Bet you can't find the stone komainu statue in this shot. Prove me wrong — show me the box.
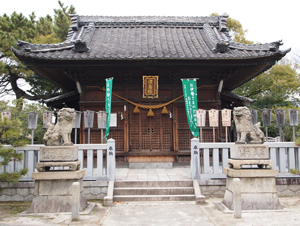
[43,108,76,146]
[233,106,265,144]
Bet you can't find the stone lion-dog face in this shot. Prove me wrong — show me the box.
[43,108,76,146]
[233,106,265,144]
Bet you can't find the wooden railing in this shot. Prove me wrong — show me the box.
[191,138,300,180]
[0,139,116,181]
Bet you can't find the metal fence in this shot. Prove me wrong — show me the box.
[191,138,300,180]
[0,139,115,181]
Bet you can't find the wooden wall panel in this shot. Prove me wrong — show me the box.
[84,90,105,101]
[128,156,174,163]
[198,89,216,101]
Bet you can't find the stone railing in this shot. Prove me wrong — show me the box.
[0,139,116,181]
[191,138,300,180]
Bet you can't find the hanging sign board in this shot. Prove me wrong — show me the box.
[73,111,81,129]
[196,109,206,127]
[110,113,117,127]
[97,111,107,129]
[221,109,232,127]
[1,110,11,121]
[276,109,285,127]
[262,109,271,127]
[209,109,219,127]
[42,111,53,128]
[143,75,159,99]
[28,112,38,129]
[289,109,298,126]
[84,110,94,128]
[250,109,258,125]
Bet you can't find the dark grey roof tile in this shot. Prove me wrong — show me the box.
[13,15,287,61]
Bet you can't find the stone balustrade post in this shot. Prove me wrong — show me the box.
[106,139,116,181]
[191,138,201,180]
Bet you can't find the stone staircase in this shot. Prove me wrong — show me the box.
[113,180,196,201]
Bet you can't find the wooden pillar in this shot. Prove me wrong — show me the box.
[124,84,129,154]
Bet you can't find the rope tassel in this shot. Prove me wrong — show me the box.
[161,106,169,114]
[147,109,154,117]
[133,106,140,114]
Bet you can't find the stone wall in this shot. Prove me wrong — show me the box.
[0,181,108,202]
[200,178,300,198]
[1,179,300,201]
[0,182,35,202]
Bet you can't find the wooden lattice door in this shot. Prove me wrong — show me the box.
[129,106,172,152]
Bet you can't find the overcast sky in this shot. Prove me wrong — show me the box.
[1,0,300,56]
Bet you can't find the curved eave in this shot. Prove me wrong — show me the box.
[224,48,291,91]
[12,46,290,62]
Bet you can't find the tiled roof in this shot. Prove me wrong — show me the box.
[12,15,289,61]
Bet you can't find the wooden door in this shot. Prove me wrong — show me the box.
[129,106,172,152]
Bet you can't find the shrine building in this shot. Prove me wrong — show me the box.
[12,15,290,163]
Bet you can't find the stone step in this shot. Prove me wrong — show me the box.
[113,194,196,202]
[114,180,193,188]
[114,187,194,196]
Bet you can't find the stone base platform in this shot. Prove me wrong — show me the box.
[228,159,273,169]
[29,169,87,213]
[222,168,283,210]
[36,160,81,172]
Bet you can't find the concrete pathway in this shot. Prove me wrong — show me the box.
[2,197,300,225]
[101,201,214,226]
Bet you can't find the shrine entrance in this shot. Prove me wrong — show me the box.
[129,105,173,152]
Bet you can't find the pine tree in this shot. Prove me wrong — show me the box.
[53,0,76,41]
[0,116,28,190]
[0,1,76,101]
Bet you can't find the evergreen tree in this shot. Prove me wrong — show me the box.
[0,113,28,188]
[0,1,75,101]
[53,0,76,41]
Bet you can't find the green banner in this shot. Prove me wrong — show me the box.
[181,79,199,137]
[104,77,113,139]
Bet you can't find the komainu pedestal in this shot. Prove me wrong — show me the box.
[222,145,282,210]
[222,168,282,210]
[30,170,87,213]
